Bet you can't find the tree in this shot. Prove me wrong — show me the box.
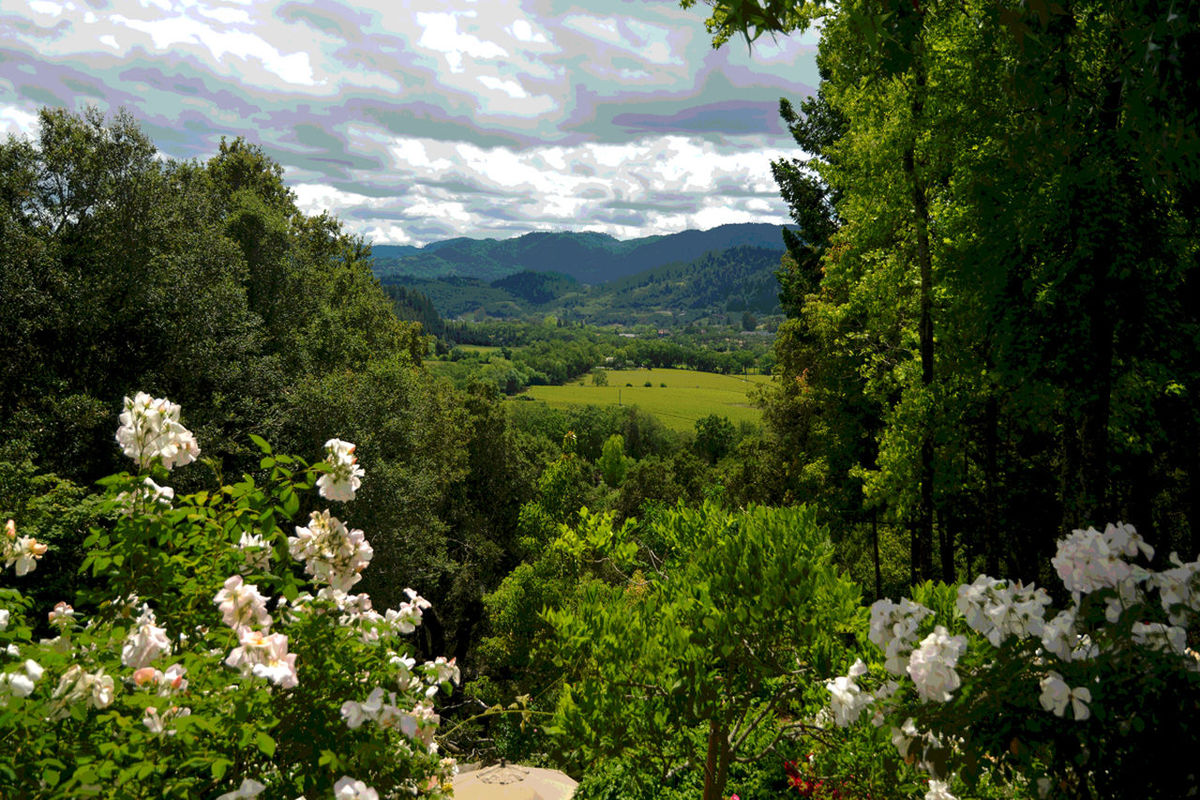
[547,503,862,800]
[597,434,631,487]
[685,0,1200,583]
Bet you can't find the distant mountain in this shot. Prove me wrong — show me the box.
[369,223,792,285]
[383,244,786,325]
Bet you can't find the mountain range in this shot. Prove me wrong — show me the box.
[371,223,793,326]
[370,223,792,285]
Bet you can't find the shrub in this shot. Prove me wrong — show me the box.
[0,393,458,798]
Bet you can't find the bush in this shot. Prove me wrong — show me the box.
[0,393,458,798]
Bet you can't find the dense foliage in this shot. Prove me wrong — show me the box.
[694,0,1200,592]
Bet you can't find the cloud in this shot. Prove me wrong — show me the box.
[0,0,816,243]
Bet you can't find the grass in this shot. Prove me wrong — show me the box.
[519,368,772,432]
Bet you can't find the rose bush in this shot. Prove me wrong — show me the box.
[0,394,458,798]
[820,522,1200,799]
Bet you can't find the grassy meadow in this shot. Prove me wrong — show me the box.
[519,368,771,431]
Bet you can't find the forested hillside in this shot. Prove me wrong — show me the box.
[370,222,791,284]
[377,245,785,325]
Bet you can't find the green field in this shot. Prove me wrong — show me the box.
[519,368,772,432]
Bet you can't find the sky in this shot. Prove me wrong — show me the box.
[0,0,819,246]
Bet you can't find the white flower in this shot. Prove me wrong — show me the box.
[143,704,190,736]
[289,510,372,592]
[1052,526,1131,597]
[225,630,298,689]
[907,626,967,703]
[237,532,272,574]
[958,575,1051,646]
[825,659,872,727]
[891,718,920,759]
[115,392,199,470]
[213,575,272,634]
[1132,622,1187,654]
[386,589,432,634]
[54,666,115,710]
[0,608,10,630]
[317,439,365,502]
[1150,552,1200,625]
[1040,606,1080,662]
[217,778,266,800]
[121,605,172,669]
[0,660,44,703]
[116,477,175,515]
[333,776,379,800]
[2,520,48,577]
[869,597,932,675]
[426,656,460,685]
[925,779,957,800]
[926,777,955,796]
[1038,671,1090,720]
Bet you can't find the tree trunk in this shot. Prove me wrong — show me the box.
[906,49,936,582]
[701,718,731,800]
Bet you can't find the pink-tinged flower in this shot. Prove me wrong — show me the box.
[317,439,365,502]
[121,606,171,669]
[2,522,48,576]
[225,630,297,689]
[115,392,199,470]
[143,704,190,736]
[48,602,74,628]
[213,575,272,633]
[907,626,967,703]
[132,664,188,695]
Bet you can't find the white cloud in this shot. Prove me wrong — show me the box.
[415,11,508,73]
[340,132,793,244]
[0,104,40,139]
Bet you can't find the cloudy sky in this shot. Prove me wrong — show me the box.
[0,0,818,245]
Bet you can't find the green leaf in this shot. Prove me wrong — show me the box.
[255,731,276,757]
[249,434,272,454]
[211,759,231,782]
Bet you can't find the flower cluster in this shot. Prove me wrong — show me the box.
[53,665,115,714]
[868,598,932,674]
[822,520,1200,800]
[0,659,44,705]
[289,510,373,592]
[906,627,967,703]
[2,519,47,577]
[115,392,200,470]
[213,575,297,689]
[318,438,365,502]
[121,604,172,669]
[0,392,458,798]
[955,575,1051,647]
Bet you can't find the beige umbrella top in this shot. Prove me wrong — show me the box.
[451,760,577,800]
